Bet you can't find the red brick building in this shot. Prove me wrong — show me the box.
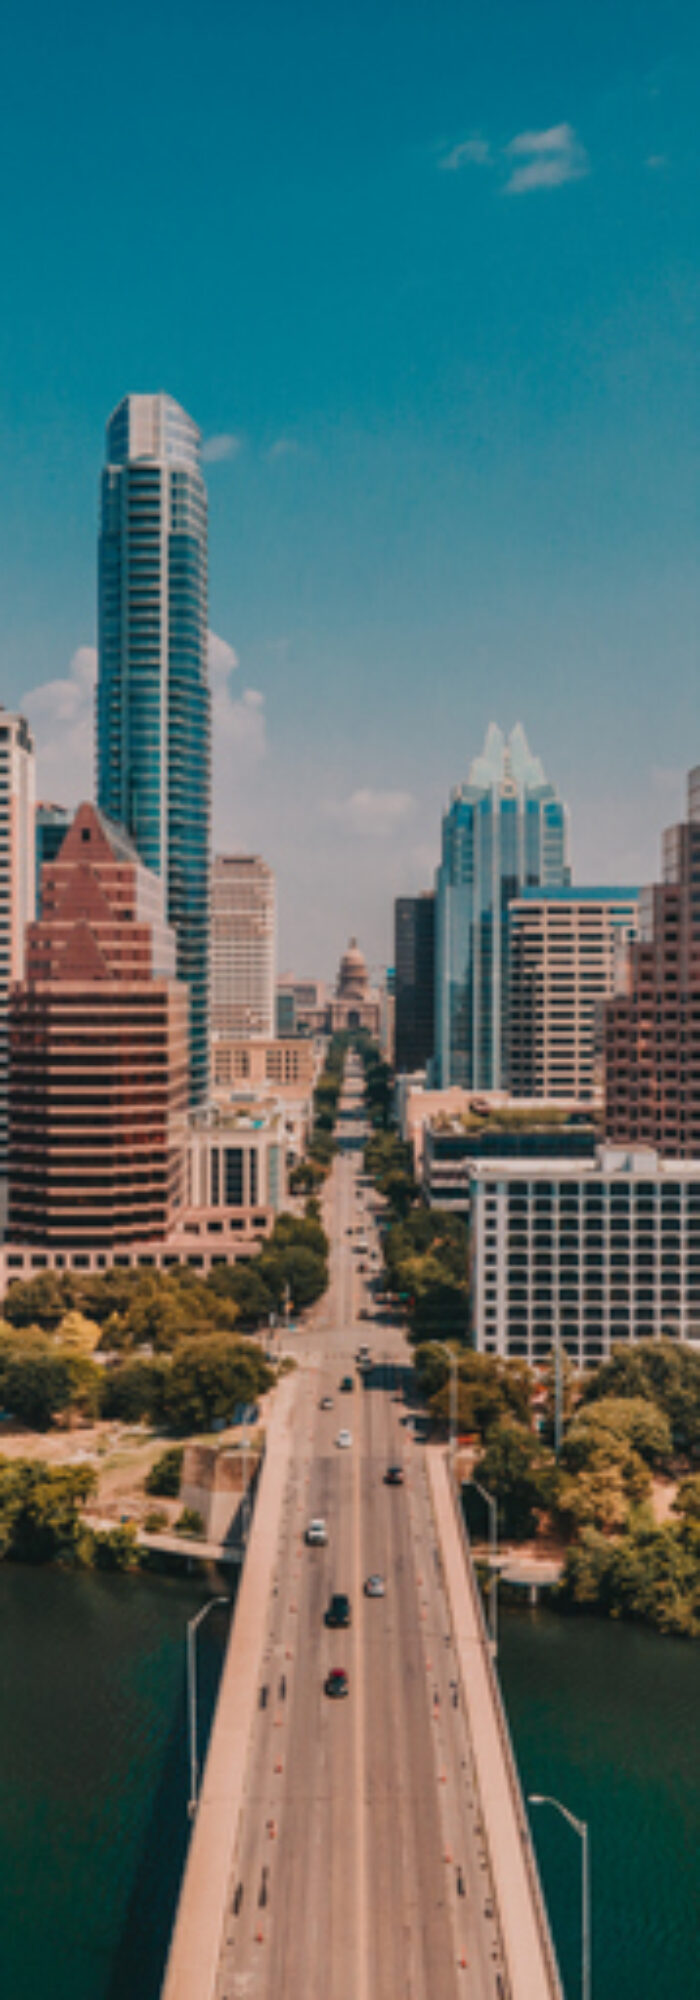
[605,769,700,1158]
[9,803,188,1246]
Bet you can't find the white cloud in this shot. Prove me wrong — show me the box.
[201,432,243,464]
[440,136,491,171]
[266,437,300,461]
[208,627,267,767]
[325,788,415,838]
[23,645,97,806]
[503,123,589,194]
[208,629,240,683]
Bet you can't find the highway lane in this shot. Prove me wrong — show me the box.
[216,1063,500,1999]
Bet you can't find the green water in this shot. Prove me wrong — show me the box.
[0,1573,697,1998]
[0,1567,229,2000]
[499,1608,700,2000]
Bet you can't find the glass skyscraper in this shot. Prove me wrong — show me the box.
[97,394,211,1104]
[435,723,569,1089]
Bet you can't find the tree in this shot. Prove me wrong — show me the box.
[569,1396,673,1470]
[581,1340,700,1460]
[475,1423,556,1540]
[162,1338,272,1435]
[0,1460,96,1565]
[145,1446,184,1498]
[672,1473,700,1524]
[100,1357,169,1424]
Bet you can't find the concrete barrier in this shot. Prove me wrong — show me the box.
[160,1371,298,2000]
[428,1448,563,2000]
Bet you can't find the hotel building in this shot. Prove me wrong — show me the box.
[0,710,35,1179]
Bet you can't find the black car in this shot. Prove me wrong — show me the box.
[340,1375,354,1393]
[325,1592,351,1628]
[325,1668,349,1698]
[385,1464,404,1486]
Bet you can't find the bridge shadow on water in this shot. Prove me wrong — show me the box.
[105,1605,230,2000]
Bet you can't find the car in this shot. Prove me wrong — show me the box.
[325,1592,351,1628]
[358,1307,369,1321]
[385,1464,404,1486]
[325,1667,349,1698]
[364,1574,385,1598]
[306,1518,328,1545]
[336,1428,352,1449]
[356,1343,371,1361]
[319,1395,334,1411]
[340,1375,354,1393]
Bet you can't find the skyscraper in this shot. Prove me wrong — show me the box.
[211,855,276,1039]
[9,803,188,1248]
[435,724,569,1088]
[0,709,35,1177]
[605,767,700,1158]
[97,393,210,1104]
[394,893,435,1073]
[508,886,639,1101]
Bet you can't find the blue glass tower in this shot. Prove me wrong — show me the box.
[97,395,210,1104]
[435,724,569,1088]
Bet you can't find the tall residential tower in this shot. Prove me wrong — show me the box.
[211,855,276,1039]
[435,724,569,1089]
[97,393,211,1103]
[0,709,35,1178]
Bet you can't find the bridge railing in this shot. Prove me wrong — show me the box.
[445,1455,564,2000]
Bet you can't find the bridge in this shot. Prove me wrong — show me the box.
[161,1060,562,2000]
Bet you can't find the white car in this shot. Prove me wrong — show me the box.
[306,1518,328,1546]
[364,1574,385,1598]
[336,1429,352,1449]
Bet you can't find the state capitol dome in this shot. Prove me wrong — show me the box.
[337,937,369,999]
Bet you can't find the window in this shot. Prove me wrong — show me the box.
[225,1147,244,1206]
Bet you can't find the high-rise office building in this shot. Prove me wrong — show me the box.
[508,887,639,1101]
[394,893,435,1073]
[211,855,276,1039]
[435,723,568,1089]
[605,768,700,1157]
[97,393,210,1104]
[0,709,35,1177]
[9,803,188,1247]
[36,801,71,914]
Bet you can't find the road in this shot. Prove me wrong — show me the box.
[215,1059,506,2000]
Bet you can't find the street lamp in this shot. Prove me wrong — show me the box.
[465,1476,498,1657]
[187,1596,229,1817]
[528,1793,590,2000]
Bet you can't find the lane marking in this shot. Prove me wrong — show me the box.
[351,1165,370,2000]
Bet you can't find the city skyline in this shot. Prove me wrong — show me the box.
[0,0,696,974]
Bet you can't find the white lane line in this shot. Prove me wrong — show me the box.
[351,1178,370,2000]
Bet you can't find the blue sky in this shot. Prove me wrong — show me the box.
[1,0,698,974]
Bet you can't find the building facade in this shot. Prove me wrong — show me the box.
[328,939,381,1037]
[0,710,35,1179]
[423,1113,596,1212]
[508,887,639,1101]
[394,893,435,1074]
[435,724,568,1091]
[97,393,211,1103]
[472,1148,700,1368]
[211,855,276,1039]
[9,804,188,1247]
[605,769,700,1158]
[36,802,71,915]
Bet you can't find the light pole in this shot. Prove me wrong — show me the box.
[466,1476,498,1657]
[528,1793,590,2000]
[187,1596,229,1818]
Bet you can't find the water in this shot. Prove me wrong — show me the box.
[0,1567,229,2000]
[499,1607,700,2000]
[0,1572,697,1999]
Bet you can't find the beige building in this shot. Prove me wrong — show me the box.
[212,1036,321,1093]
[508,888,639,1102]
[0,709,35,1178]
[212,855,276,1038]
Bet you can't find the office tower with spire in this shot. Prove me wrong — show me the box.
[435,723,569,1088]
[97,393,210,1103]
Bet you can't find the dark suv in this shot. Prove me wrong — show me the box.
[325,1592,351,1628]
[385,1464,404,1486]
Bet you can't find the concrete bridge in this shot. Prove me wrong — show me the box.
[161,1063,563,2000]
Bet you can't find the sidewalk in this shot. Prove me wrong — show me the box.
[427,1448,563,2000]
[160,1370,298,2000]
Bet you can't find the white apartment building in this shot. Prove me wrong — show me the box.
[508,887,639,1101]
[471,1148,700,1369]
[0,710,35,1179]
[211,855,276,1038]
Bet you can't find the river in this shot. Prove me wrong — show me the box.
[0,1570,696,1999]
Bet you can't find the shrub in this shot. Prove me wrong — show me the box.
[145,1445,184,1498]
[175,1507,204,1537]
